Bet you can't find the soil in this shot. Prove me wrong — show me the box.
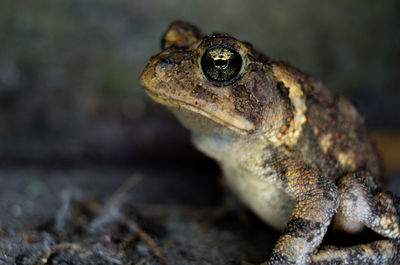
[0,163,399,265]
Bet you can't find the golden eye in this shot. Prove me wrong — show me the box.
[200,44,243,83]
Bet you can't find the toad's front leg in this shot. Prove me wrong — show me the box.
[311,171,400,265]
[264,161,338,265]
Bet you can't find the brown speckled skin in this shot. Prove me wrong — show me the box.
[139,21,400,264]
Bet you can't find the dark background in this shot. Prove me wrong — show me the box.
[0,1,399,264]
[1,0,399,165]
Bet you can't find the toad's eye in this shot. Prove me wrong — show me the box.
[200,44,243,83]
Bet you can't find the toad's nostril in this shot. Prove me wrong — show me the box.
[160,57,171,68]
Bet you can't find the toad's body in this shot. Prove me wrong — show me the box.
[140,21,400,264]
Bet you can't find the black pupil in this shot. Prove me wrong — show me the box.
[201,45,242,83]
[214,58,228,69]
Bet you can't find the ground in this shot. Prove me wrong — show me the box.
[0,163,399,265]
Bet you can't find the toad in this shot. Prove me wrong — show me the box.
[139,21,400,264]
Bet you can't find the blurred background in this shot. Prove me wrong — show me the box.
[0,0,399,263]
[0,0,399,167]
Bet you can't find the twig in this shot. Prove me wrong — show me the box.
[122,216,167,265]
[91,173,142,229]
[106,173,143,208]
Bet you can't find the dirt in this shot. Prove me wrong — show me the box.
[0,165,277,265]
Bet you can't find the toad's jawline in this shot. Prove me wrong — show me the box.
[144,88,254,134]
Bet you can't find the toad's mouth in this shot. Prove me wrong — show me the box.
[143,88,254,135]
